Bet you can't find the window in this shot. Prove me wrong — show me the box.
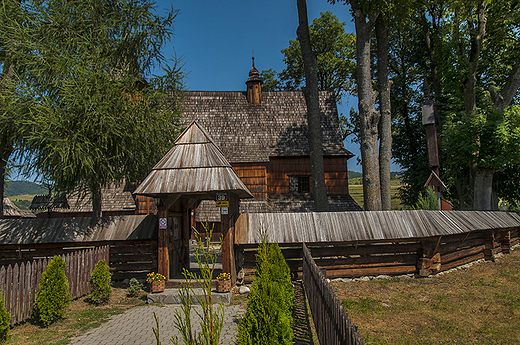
[289,176,310,193]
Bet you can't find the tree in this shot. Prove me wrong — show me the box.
[259,10,356,140]
[0,0,31,219]
[9,0,185,217]
[349,1,382,210]
[423,0,520,210]
[296,0,329,212]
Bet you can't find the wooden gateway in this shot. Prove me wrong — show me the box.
[133,121,253,283]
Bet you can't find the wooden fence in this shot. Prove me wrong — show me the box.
[0,246,109,325]
[240,227,520,282]
[303,243,364,345]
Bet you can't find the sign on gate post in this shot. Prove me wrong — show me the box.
[159,217,167,229]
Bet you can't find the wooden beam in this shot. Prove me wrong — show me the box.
[157,208,169,279]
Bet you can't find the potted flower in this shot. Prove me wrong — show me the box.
[216,272,231,293]
[147,272,166,293]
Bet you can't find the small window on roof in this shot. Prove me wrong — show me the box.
[289,176,310,193]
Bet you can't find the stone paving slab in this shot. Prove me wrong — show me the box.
[70,304,245,345]
[147,288,233,305]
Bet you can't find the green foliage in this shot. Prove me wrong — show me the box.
[33,256,71,327]
[88,260,112,305]
[170,222,224,345]
[127,278,143,298]
[237,234,294,345]
[0,292,10,344]
[3,0,185,214]
[413,188,439,211]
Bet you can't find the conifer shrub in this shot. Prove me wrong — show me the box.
[237,238,294,345]
[0,292,10,343]
[33,256,71,327]
[127,278,143,298]
[88,259,112,305]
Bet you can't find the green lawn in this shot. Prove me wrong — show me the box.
[349,178,403,210]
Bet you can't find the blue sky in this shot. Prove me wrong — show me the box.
[157,0,374,172]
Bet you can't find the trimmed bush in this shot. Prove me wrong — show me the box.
[237,240,294,345]
[33,256,71,326]
[88,259,112,305]
[0,292,10,343]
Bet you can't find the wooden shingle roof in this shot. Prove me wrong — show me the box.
[30,182,136,213]
[2,198,36,218]
[0,214,157,244]
[235,210,520,244]
[181,91,353,163]
[134,121,253,199]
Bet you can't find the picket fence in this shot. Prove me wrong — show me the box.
[0,245,109,325]
[303,243,364,345]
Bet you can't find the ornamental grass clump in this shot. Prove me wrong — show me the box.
[33,256,71,327]
[168,222,225,345]
[0,292,10,343]
[237,231,294,345]
[88,259,112,305]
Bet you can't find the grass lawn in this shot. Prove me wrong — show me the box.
[6,288,147,345]
[331,248,520,344]
[349,181,403,210]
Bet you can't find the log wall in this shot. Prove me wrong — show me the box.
[238,227,519,283]
[267,157,349,195]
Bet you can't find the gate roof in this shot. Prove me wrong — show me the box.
[134,121,253,199]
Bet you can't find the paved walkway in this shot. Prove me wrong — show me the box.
[70,304,246,345]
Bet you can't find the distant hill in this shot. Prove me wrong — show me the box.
[4,181,46,197]
[348,171,362,179]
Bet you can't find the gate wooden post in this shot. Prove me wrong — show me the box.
[221,193,239,285]
[158,208,169,279]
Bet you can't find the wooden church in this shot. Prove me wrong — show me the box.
[181,59,361,235]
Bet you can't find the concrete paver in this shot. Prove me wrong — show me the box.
[70,304,245,345]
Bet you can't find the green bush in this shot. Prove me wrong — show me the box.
[33,256,71,327]
[237,240,294,345]
[88,259,112,305]
[0,292,10,343]
[127,278,143,298]
[413,188,439,210]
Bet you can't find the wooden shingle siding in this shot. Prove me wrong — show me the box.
[181,91,353,163]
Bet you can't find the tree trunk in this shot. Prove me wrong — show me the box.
[91,185,103,219]
[376,15,392,211]
[472,168,495,211]
[351,3,381,211]
[296,0,329,212]
[0,149,11,219]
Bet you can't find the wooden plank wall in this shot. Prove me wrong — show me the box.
[233,165,267,200]
[109,240,157,281]
[0,240,159,282]
[267,157,349,195]
[239,227,519,283]
[0,246,109,326]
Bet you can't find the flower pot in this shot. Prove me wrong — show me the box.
[216,280,231,293]
[150,280,165,293]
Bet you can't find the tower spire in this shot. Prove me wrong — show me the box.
[245,56,262,105]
